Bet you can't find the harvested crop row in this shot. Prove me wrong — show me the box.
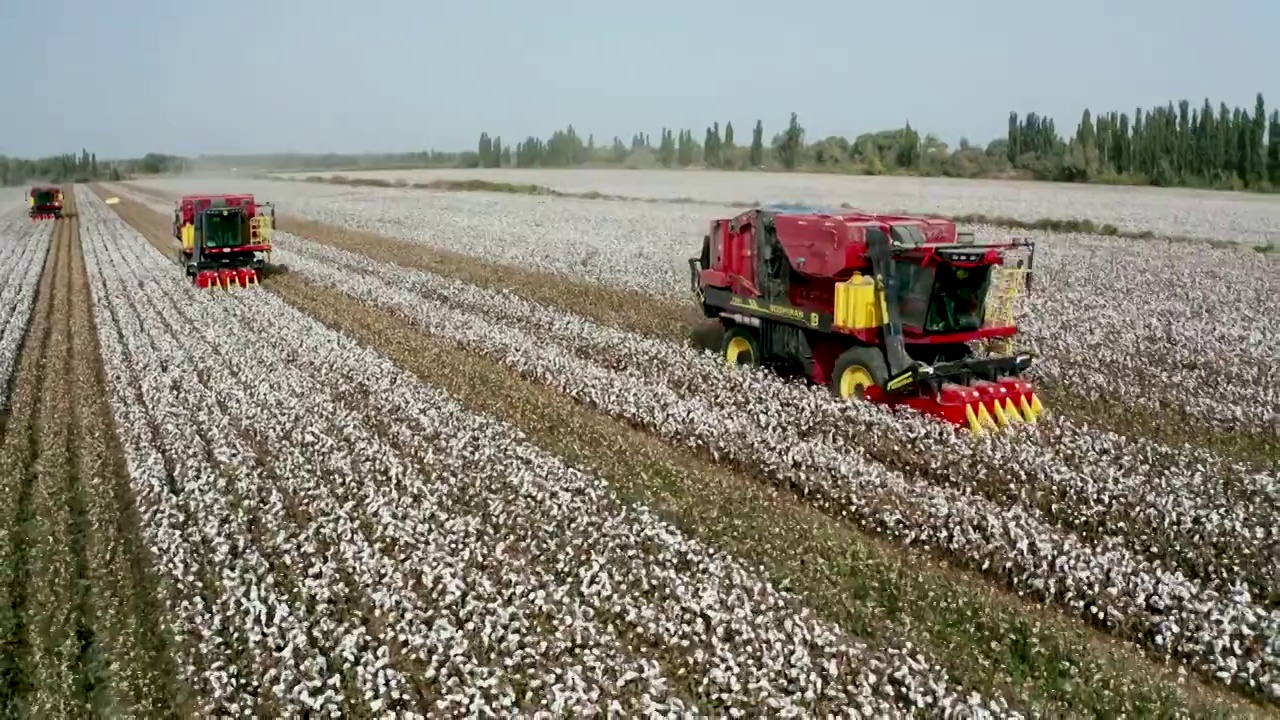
[0,212,61,715]
[118,180,1279,447]
[270,232,1278,700]
[0,197,155,716]
[25,204,80,715]
[64,208,181,716]
[80,187,1002,715]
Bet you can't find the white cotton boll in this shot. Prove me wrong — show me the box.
[250,200,1275,696]
[0,217,53,392]
[86,179,1278,708]
[132,172,1280,273]
[77,184,989,715]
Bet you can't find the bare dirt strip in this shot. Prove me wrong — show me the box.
[117,182,1275,464]
[0,190,183,716]
[97,185,1265,717]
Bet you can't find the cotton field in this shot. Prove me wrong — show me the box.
[0,174,1275,717]
[0,187,30,217]
[262,168,1280,245]
[126,177,1280,437]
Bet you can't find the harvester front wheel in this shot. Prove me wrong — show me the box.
[831,346,888,400]
[721,326,761,366]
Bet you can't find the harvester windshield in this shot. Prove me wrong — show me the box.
[891,261,994,334]
[894,262,935,328]
[32,189,56,205]
[926,264,991,332]
[202,211,247,249]
[889,224,927,247]
[871,224,997,334]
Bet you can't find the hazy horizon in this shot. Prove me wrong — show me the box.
[2,0,1276,159]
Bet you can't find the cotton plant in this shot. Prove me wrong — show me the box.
[101,182,1279,699]
[0,216,53,396]
[123,177,1279,434]
[75,187,1013,717]
[276,231,1278,700]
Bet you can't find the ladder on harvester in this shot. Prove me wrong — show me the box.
[982,248,1033,356]
[250,214,274,263]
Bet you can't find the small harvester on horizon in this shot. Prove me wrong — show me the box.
[689,204,1043,433]
[171,194,276,290]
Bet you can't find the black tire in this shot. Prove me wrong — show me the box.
[688,319,726,353]
[830,345,889,399]
[720,326,761,366]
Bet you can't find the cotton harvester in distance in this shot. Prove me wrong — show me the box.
[172,194,275,289]
[689,206,1044,433]
[28,185,63,220]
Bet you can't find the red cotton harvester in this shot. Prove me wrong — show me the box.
[172,194,276,290]
[28,185,63,221]
[690,204,1045,433]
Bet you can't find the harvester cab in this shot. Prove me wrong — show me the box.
[174,194,275,290]
[27,186,63,221]
[690,207,1044,434]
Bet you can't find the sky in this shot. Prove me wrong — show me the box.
[0,0,1276,159]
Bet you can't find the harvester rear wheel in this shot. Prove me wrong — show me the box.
[721,326,761,366]
[831,346,888,400]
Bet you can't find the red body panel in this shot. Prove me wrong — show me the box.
[177,194,257,226]
[700,208,1000,343]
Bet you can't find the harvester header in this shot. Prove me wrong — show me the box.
[27,185,63,221]
[690,206,1043,433]
[172,194,275,290]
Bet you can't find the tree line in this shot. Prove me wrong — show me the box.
[1010,94,1279,190]
[469,92,1278,192]
[10,91,1274,193]
[0,150,230,186]
[0,149,123,186]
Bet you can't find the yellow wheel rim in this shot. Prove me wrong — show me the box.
[725,336,753,365]
[839,365,874,399]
